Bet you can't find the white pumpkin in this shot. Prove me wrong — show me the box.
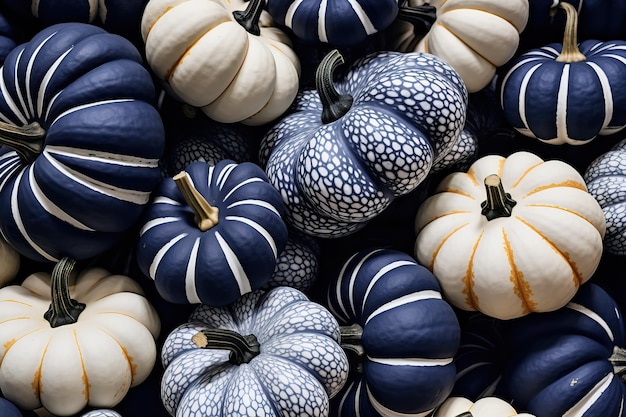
[0,258,161,416]
[0,236,19,287]
[389,0,529,92]
[141,0,301,125]
[414,151,606,320]
[435,396,536,417]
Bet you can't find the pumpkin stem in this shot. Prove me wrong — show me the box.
[44,257,86,328]
[339,323,365,374]
[397,3,438,38]
[174,170,219,231]
[316,49,354,124]
[555,2,586,63]
[610,345,626,383]
[0,120,45,164]
[192,328,260,365]
[232,0,264,36]
[480,174,517,221]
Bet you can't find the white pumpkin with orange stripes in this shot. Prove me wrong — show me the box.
[414,151,606,320]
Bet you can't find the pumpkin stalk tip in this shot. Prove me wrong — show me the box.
[232,0,263,36]
[193,328,260,365]
[555,2,586,63]
[0,120,45,164]
[610,345,626,383]
[480,174,517,221]
[44,257,86,328]
[173,171,219,231]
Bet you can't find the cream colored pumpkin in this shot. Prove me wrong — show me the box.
[0,259,161,416]
[141,0,301,125]
[414,151,606,320]
[0,236,19,287]
[390,0,529,93]
[434,396,536,417]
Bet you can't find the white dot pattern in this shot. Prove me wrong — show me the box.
[81,410,122,417]
[160,287,348,416]
[260,51,467,238]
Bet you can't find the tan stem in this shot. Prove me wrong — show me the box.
[556,2,586,63]
[173,171,219,231]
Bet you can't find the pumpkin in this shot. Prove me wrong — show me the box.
[0,397,23,417]
[499,282,626,417]
[584,138,626,256]
[141,0,301,126]
[498,2,626,145]
[265,0,401,48]
[259,49,467,238]
[0,257,161,416]
[81,411,122,417]
[160,286,349,416]
[326,248,460,417]
[136,159,289,306]
[0,235,20,287]
[387,0,529,93]
[267,227,320,292]
[414,151,606,320]
[0,22,165,263]
[434,396,535,417]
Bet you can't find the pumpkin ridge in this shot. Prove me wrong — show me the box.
[72,328,90,403]
[521,180,587,198]
[433,21,494,66]
[92,325,137,380]
[431,222,469,270]
[461,230,481,310]
[246,359,284,416]
[509,161,543,189]
[31,337,51,400]
[501,227,535,315]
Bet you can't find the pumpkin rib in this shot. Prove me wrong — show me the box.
[72,329,90,403]
[461,230,481,310]
[500,226,535,315]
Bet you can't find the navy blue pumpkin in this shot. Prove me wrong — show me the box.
[136,160,288,306]
[0,397,22,417]
[259,50,467,238]
[500,282,626,417]
[265,0,400,48]
[326,248,461,417]
[0,22,164,263]
[499,2,626,145]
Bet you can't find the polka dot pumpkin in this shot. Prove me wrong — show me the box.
[259,50,468,238]
[160,286,349,417]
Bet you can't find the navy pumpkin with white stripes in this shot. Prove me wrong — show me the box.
[136,159,288,306]
[500,282,626,417]
[499,2,626,145]
[326,248,460,417]
[0,22,164,263]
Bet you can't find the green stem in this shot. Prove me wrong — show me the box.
[340,323,365,374]
[44,257,86,328]
[0,120,45,164]
[480,174,517,221]
[192,328,261,365]
[316,49,353,124]
[232,0,264,36]
[397,3,438,38]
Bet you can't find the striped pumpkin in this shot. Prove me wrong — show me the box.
[136,159,288,306]
[500,282,626,417]
[498,2,626,145]
[326,248,460,417]
[0,22,164,263]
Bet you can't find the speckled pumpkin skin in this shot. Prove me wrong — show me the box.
[160,286,349,417]
[259,51,467,238]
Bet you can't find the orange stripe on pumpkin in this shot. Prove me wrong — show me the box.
[501,227,536,315]
[522,179,587,198]
[31,338,51,399]
[462,231,482,310]
[74,329,90,402]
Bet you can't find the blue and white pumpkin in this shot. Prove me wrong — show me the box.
[500,282,626,417]
[259,49,467,238]
[0,22,164,263]
[265,0,401,48]
[584,138,626,256]
[498,2,626,145]
[81,410,122,417]
[326,248,461,417]
[160,286,349,417]
[267,227,320,293]
[136,159,289,306]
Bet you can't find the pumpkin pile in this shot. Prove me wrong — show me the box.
[2,1,626,417]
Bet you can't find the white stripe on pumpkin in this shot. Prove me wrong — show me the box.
[0,153,21,191]
[36,48,73,119]
[566,302,615,342]
[224,215,279,258]
[365,290,442,325]
[556,64,570,142]
[563,373,616,417]
[318,0,329,42]
[215,231,252,295]
[586,61,613,130]
[330,251,361,323]
[15,39,33,120]
[45,145,160,168]
[348,249,383,319]
[149,232,187,280]
[139,216,180,236]
[0,50,28,125]
[361,260,417,313]
[185,237,201,304]
[347,0,377,34]
[226,199,281,218]
[367,385,433,417]
[516,62,542,136]
[152,196,182,206]
[49,98,135,126]
[215,163,237,190]
[222,177,265,202]
[367,356,453,367]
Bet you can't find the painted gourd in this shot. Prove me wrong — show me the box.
[414,151,606,320]
[0,257,161,416]
[265,0,400,48]
[498,2,626,145]
[0,236,20,287]
[141,0,301,126]
[500,282,626,417]
[0,22,165,263]
[136,159,289,306]
[160,286,349,417]
[326,248,461,417]
[434,396,535,417]
[584,138,626,256]
[259,49,467,238]
[388,0,529,93]
[267,227,320,293]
